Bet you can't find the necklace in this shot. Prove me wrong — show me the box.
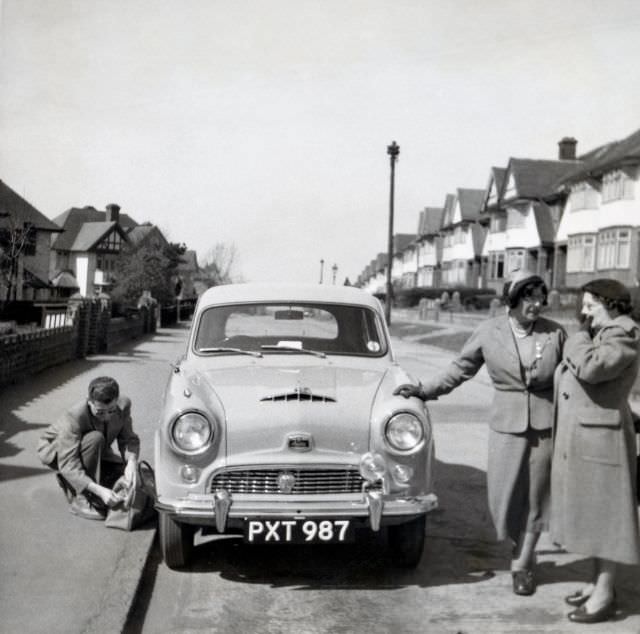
[509,317,534,339]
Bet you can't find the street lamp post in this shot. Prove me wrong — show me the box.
[385,140,400,324]
[332,263,338,284]
[319,259,325,284]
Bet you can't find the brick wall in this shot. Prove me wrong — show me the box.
[0,326,76,386]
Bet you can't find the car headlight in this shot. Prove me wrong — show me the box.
[170,411,213,454]
[384,412,424,451]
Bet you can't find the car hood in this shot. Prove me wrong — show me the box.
[199,364,386,459]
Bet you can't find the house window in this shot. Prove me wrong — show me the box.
[570,183,599,211]
[597,228,631,269]
[490,213,507,233]
[489,252,505,280]
[507,208,526,229]
[507,249,525,273]
[567,234,596,272]
[602,171,634,203]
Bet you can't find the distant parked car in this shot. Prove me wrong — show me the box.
[155,283,438,569]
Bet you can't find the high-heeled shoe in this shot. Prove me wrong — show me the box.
[512,569,535,596]
[565,590,590,607]
[568,597,617,624]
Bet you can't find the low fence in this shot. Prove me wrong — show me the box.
[0,326,76,386]
[0,297,172,389]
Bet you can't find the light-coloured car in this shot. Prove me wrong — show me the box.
[155,283,438,568]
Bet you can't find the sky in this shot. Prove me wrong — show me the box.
[1,0,640,285]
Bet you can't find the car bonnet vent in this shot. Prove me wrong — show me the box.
[260,387,336,403]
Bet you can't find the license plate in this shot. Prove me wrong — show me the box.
[244,519,353,544]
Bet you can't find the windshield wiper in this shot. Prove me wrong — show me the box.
[197,347,263,358]
[260,345,326,358]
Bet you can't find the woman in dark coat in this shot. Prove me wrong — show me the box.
[551,279,640,624]
[395,269,566,596]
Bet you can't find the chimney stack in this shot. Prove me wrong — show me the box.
[558,137,577,160]
[106,203,121,223]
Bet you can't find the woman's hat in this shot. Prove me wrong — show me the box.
[503,268,545,303]
[582,278,630,302]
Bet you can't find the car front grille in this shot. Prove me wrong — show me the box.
[210,467,365,495]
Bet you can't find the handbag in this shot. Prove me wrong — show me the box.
[105,460,157,531]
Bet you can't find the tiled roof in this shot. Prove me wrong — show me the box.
[442,193,457,227]
[556,127,640,185]
[505,158,581,199]
[70,222,117,251]
[126,224,154,246]
[481,167,508,216]
[51,270,80,289]
[0,180,61,232]
[177,249,199,272]
[418,207,444,236]
[52,206,138,251]
[532,202,556,244]
[470,223,486,255]
[393,233,415,253]
[457,188,485,221]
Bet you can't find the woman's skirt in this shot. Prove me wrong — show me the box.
[487,427,552,543]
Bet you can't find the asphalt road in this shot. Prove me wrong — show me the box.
[128,333,640,634]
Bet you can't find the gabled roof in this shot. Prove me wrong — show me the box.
[393,233,415,254]
[470,223,486,255]
[532,202,556,244]
[503,158,581,200]
[418,207,444,237]
[51,270,80,289]
[70,222,128,252]
[556,127,640,185]
[481,167,508,215]
[0,180,61,232]
[126,223,167,248]
[177,249,199,273]
[52,206,138,251]
[457,188,485,221]
[442,193,457,227]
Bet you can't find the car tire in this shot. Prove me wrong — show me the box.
[387,515,426,568]
[159,511,194,569]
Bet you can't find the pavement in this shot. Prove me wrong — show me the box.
[0,324,190,634]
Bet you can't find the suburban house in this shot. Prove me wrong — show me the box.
[554,127,640,289]
[176,249,200,298]
[392,234,417,289]
[478,167,508,293]
[126,222,169,252]
[0,179,62,301]
[440,189,486,288]
[416,206,444,288]
[50,203,136,296]
[479,138,581,291]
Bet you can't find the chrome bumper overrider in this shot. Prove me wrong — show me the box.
[156,486,438,532]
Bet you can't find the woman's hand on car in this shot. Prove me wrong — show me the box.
[393,383,425,400]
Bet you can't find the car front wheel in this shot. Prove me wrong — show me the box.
[387,515,426,568]
[159,512,194,569]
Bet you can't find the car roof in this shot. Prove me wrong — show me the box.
[197,283,383,310]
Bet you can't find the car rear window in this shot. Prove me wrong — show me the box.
[193,302,386,356]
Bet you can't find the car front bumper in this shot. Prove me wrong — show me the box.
[156,488,439,532]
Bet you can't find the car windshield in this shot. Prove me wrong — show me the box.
[193,302,387,357]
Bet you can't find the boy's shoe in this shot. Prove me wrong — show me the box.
[69,494,106,521]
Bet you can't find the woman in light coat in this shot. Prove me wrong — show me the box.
[395,270,566,596]
[551,279,640,624]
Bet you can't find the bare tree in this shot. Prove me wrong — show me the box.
[0,211,36,303]
[200,242,242,286]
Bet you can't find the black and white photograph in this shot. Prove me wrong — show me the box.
[1,1,640,632]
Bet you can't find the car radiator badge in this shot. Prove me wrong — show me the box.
[277,472,296,494]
